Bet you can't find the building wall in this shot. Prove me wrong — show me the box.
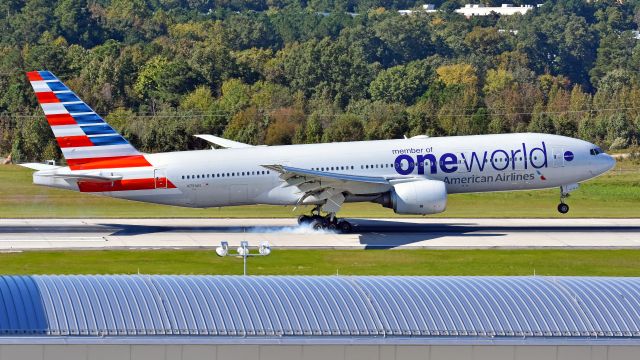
[0,344,637,360]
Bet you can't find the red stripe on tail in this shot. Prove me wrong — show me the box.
[57,135,93,148]
[46,114,76,126]
[26,71,43,81]
[36,92,60,104]
[67,155,152,170]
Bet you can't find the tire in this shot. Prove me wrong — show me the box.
[337,221,352,234]
[311,219,325,231]
[557,203,569,214]
[298,215,312,225]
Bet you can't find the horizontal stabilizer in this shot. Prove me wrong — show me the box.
[19,163,61,171]
[38,173,123,183]
[195,134,254,149]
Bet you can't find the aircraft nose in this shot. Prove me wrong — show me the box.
[598,153,616,174]
[605,153,616,171]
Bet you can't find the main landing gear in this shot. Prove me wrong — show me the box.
[298,208,353,233]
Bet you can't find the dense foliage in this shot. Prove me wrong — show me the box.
[2,0,640,162]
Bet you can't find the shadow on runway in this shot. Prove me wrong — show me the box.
[3,220,640,249]
[346,219,640,249]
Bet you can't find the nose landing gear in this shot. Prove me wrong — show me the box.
[557,183,578,214]
[557,202,569,214]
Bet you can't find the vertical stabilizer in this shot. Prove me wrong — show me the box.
[26,71,151,170]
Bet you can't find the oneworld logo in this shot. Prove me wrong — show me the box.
[394,142,549,175]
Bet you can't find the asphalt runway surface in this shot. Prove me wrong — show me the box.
[1,218,639,250]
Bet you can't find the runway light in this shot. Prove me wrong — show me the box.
[259,241,271,256]
[217,241,271,275]
[216,241,228,257]
[237,241,249,256]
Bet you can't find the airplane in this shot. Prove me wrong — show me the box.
[21,71,616,233]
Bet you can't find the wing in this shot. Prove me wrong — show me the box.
[195,134,255,149]
[262,164,395,214]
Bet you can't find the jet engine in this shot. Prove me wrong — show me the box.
[376,180,447,215]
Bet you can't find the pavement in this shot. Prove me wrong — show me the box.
[1,218,640,250]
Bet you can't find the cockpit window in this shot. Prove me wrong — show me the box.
[590,147,603,156]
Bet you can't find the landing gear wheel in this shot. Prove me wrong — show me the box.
[311,219,325,231]
[337,220,353,233]
[298,215,312,225]
[557,203,569,214]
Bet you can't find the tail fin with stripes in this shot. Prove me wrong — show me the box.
[26,71,151,170]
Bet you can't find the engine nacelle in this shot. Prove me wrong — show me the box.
[377,180,447,215]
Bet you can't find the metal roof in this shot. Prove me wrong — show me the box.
[0,275,639,339]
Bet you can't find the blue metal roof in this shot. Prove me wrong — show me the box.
[0,276,639,338]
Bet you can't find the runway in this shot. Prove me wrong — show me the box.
[1,218,640,250]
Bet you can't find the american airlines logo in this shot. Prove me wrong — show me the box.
[393,142,549,175]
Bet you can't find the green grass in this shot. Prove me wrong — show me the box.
[0,249,639,276]
[1,161,639,218]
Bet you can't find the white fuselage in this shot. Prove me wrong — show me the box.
[34,133,616,210]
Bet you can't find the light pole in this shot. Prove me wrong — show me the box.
[216,241,271,275]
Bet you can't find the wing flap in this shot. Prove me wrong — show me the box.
[262,164,390,185]
[262,164,394,214]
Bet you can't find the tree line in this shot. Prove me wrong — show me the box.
[2,0,640,162]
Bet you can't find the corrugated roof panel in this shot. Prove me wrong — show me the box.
[0,275,632,339]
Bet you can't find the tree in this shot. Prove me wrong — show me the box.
[180,86,215,112]
[223,106,267,145]
[436,63,478,88]
[590,31,636,86]
[483,69,515,95]
[517,13,597,88]
[304,113,325,144]
[347,100,408,140]
[369,60,433,104]
[372,13,436,65]
[264,107,304,145]
[134,56,202,108]
[464,27,508,58]
[323,114,364,142]
[224,13,282,50]
[54,0,104,47]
